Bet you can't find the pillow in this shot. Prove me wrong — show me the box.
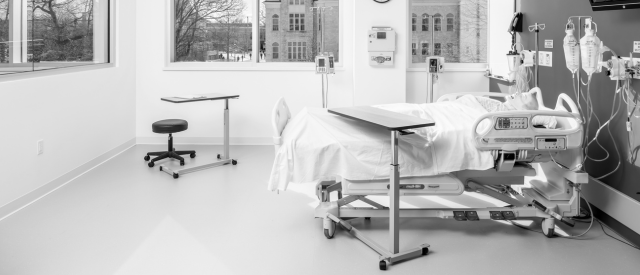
[532,114,558,129]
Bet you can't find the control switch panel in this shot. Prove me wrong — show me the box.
[536,137,566,150]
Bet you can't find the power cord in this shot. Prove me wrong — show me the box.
[597,220,640,251]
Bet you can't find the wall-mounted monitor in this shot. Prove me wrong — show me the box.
[590,0,640,11]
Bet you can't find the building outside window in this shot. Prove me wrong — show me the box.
[412,42,417,55]
[422,13,429,31]
[263,0,340,63]
[0,0,110,75]
[272,42,279,59]
[410,0,487,64]
[272,14,279,31]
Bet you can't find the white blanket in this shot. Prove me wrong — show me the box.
[268,95,496,192]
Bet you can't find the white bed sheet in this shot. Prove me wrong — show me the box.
[268,95,496,192]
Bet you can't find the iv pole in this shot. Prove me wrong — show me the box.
[528,22,545,87]
[310,5,332,108]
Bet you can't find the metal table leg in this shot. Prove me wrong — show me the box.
[390,130,400,254]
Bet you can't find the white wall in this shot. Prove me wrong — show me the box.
[353,0,408,106]
[0,0,137,208]
[135,0,354,143]
[406,71,489,103]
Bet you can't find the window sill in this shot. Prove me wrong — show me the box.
[164,62,345,72]
[0,63,114,82]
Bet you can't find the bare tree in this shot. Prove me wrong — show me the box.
[459,0,488,63]
[174,0,245,61]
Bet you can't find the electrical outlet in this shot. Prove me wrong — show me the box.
[37,140,44,155]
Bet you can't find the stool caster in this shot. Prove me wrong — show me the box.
[180,160,185,166]
[148,162,154,168]
[173,173,179,179]
[232,160,238,165]
[217,154,221,160]
[190,153,196,158]
[144,155,150,161]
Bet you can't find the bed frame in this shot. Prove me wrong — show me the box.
[271,92,588,270]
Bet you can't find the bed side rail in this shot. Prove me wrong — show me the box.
[472,110,583,152]
[437,92,510,103]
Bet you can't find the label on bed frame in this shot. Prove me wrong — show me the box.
[490,138,534,144]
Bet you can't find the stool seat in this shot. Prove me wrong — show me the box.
[153,119,188,134]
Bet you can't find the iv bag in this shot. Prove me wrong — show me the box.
[563,23,579,74]
[580,28,601,75]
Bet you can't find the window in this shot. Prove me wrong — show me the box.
[412,43,417,56]
[261,0,340,63]
[410,0,488,64]
[288,41,306,61]
[272,42,279,59]
[272,14,279,31]
[433,14,442,32]
[0,0,110,76]
[446,14,454,32]
[289,14,305,31]
[411,13,417,31]
[421,42,429,56]
[422,14,429,31]
[170,0,340,65]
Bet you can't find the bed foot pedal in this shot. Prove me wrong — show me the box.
[490,211,505,220]
[465,211,480,221]
[454,211,467,221]
[501,211,517,220]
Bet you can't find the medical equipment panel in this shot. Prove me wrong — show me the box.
[427,57,445,73]
[368,27,395,67]
[536,137,566,150]
[495,117,528,130]
[315,53,335,74]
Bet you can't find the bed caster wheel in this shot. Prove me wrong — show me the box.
[217,154,221,160]
[422,247,429,255]
[323,218,336,239]
[232,160,238,165]
[173,173,179,179]
[379,260,389,270]
[542,218,555,238]
[148,162,154,168]
[144,155,150,161]
[190,153,196,158]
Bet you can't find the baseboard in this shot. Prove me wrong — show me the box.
[136,137,272,146]
[582,177,640,237]
[0,138,136,221]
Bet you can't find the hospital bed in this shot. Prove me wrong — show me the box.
[271,91,587,270]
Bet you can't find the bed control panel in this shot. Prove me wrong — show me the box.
[536,137,566,150]
[495,117,528,130]
[386,184,425,190]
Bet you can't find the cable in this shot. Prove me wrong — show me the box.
[597,220,640,250]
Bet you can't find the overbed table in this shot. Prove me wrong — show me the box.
[159,93,239,178]
[328,106,436,267]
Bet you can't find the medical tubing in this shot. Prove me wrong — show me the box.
[583,76,611,163]
[594,82,623,180]
[555,193,594,239]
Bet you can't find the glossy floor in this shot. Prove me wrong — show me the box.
[1,145,639,275]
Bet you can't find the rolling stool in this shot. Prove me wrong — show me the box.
[144,119,196,168]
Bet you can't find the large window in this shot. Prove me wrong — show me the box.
[411,13,416,31]
[0,0,110,76]
[272,14,279,31]
[289,13,304,31]
[410,0,487,64]
[422,13,429,31]
[412,42,417,56]
[171,0,340,64]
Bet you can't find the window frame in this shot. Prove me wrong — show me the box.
[272,14,279,31]
[407,0,488,72]
[0,0,114,79]
[165,0,344,71]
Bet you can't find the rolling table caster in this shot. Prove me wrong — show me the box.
[379,260,389,271]
[148,162,155,168]
[173,173,179,179]
[144,155,150,161]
